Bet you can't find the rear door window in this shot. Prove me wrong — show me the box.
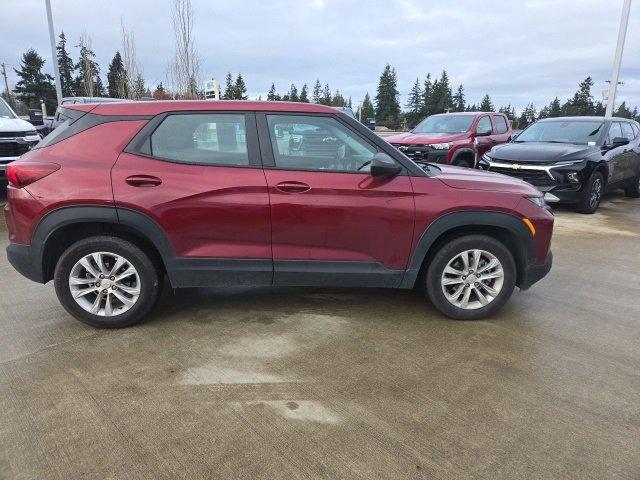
[493,115,509,134]
[150,113,249,166]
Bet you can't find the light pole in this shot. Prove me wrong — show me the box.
[605,0,632,117]
[45,0,63,106]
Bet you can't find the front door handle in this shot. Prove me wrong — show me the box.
[275,181,311,193]
[125,175,162,187]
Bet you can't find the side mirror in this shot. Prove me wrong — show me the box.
[611,137,630,148]
[370,152,402,177]
[475,129,492,137]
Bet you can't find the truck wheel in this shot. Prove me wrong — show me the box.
[54,236,162,328]
[452,156,474,168]
[623,175,640,198]
[425,235,516,320]
[575,171,604,214]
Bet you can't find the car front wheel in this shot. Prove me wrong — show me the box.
[54,236,162,328]
[575,171,604,214]
[425,235,516,320]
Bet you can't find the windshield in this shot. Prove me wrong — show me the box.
[0,99,17,119]
[412,115,474,134]
[516,121,604,145]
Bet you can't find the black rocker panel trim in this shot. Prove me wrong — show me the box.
[399,210,535,289]
[273,260,403,288]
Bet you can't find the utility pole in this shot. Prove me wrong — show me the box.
[45,0,63,105]
[1,63,13,107]
[605,0,632,117]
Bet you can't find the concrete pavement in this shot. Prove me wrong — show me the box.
[1,191,639,479]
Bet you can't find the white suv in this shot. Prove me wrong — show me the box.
[0,98,40,180]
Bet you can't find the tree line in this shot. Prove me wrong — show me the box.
[369,64,640,130]
[4,46,639,131]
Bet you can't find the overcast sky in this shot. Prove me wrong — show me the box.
[2,0,639,112]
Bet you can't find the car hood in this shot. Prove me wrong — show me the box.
[435,164,540,195]
[0,117,35,133]
[488,142,596,163]
[386,132,468,144]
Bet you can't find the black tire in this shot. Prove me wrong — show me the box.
[452,156,474,168]
[623,174,640,198]
[54,236,162,328]
[575,171,604,214]
[425,235,516,320]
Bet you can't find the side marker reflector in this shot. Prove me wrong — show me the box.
[522,218,536,236]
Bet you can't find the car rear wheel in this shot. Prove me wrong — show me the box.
[623,174,640,198]
[424,235,516,320]
[54,236,162,328]
[575,171,604,214]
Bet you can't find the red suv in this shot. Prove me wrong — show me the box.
[4,101,553,328]
[387,112,513,168]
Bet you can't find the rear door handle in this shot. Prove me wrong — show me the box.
[275,181,311,193]
[125,175,162,187]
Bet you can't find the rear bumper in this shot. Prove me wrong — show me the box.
[6,243,45,283]
[518,251,552,290]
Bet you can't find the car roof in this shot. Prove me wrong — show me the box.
[430,111,502,117]
[537,116,632,123]
[65,100,340,116]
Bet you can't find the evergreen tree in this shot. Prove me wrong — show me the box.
[331,90,346,107]
[615,101,633,119]
[405,78,423,128]
[133,74,146,99]
[321,83,332,105]
[374,64,401,129]
[56,31,75,97]
[562,77,595,116]
[312,79,322,103]
[429,71,452,114]
[480,94,494,112]
[452,84,465,112]
[360,92,375,122]
[299,84,309,102]
[13,49,57,112]
[267,83,279,101]
[549,97,562,117]
[518,103,537,129]
[74,39,102,97]
[106,51,127,98]
[234,73,247,100]
[223,72,235,99]
[288,84,299,102]
[421,73,432,117]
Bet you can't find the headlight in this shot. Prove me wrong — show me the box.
[430,142,451,150]
[526,196,547,208]
[482,153,492,161]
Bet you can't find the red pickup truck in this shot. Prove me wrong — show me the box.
[387,112,513,168]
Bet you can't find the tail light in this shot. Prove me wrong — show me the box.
[7,161,60,188]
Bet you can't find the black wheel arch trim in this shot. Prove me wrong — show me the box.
[399,210,535,289]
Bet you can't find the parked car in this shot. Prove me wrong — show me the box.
[387,112,513,168]
[4,101,553,328]
[50,97,131,130]
[0,98,40,182]
[479,116,640,213]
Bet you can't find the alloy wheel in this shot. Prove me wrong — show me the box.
[68,252,141,316]
[590,178,603,209]
[441,249,505,310]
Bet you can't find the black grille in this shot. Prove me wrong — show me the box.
[0,131,36,138]
[489,167,557,187]
[393,145,447,163]
[0,142,30,158]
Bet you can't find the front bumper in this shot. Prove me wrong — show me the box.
[479,158,587,204]
[518,251,553,290]
[391,144,449,164]
[6,243,45,283]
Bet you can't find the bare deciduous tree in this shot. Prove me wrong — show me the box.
[121,21,140,99]
[167,0,200,99]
